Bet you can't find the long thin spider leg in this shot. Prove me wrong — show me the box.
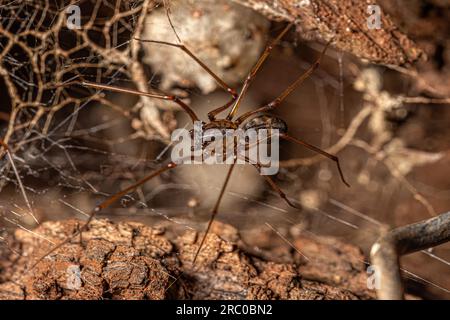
[207,97,237,121]
[252,163,301,210]
[133,39,237,99]
[239,155,271,168]
[192,163,236,264]
[134,37,239,120]
[29,161,178,270]
[226,22,295,120]
[236,42,330,125]
[371,211,450,300]
[162,0,182,44]
[62,81,200,123]
[280,133,350,187]
[140,2,238,122]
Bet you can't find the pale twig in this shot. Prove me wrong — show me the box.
[371,211,450,299]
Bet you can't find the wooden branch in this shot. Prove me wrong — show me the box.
[370,211,450,300]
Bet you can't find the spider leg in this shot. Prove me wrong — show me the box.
[252,163,301,210]
[133,39,238,100]
[371,211,450,299]
[64,81,200,123]
[280,133,350,187]
[207,97,237,121]
[236,41,330,125]
[137,1,239,122]
[236,135,298,209]
[226,22,295,120]
[29,161,179,270]
[192,163,236,264]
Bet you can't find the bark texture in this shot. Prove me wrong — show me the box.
[231,0,424,65]
[0,219,375,300]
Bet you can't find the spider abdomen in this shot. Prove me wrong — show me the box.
[243,114,288,134]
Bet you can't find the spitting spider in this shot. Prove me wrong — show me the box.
[33,21,350,268]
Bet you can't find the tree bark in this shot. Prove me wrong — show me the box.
[231,0,424,65]
[0,219,375,300]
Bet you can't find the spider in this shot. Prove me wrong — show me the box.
[33,21,351,268]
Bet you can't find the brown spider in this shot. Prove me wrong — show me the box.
[33,21,350,268]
